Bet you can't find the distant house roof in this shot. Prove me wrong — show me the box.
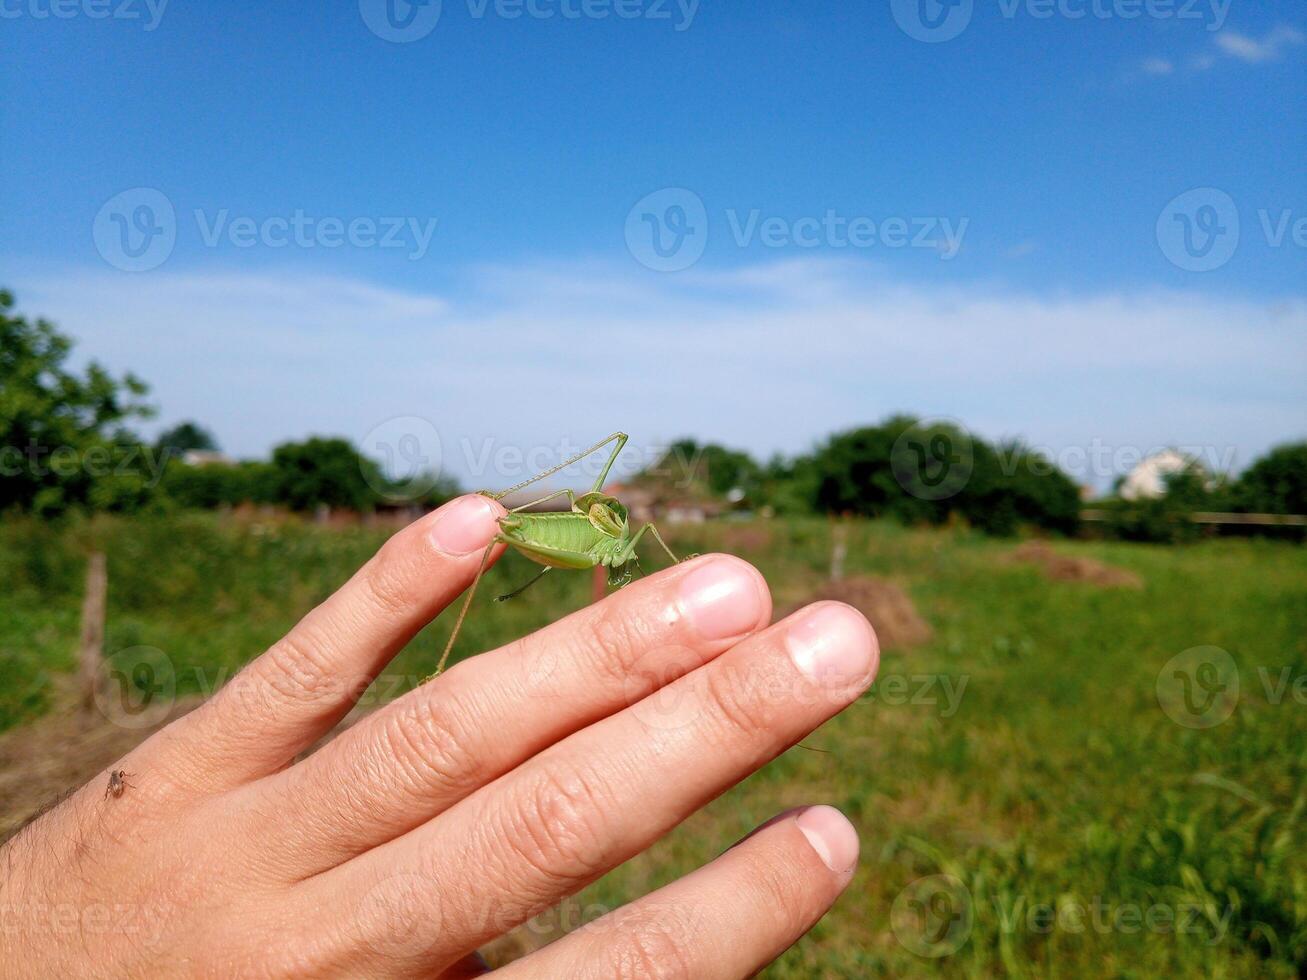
[1119,449,1203,500]
[181,450,234,466]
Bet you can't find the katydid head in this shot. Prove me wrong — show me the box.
[575,492,629,538]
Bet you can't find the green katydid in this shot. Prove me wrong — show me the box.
[429,432,692,678]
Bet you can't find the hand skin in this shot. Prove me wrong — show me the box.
[0,495,879,978]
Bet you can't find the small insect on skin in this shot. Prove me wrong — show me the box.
[104,769,133,800]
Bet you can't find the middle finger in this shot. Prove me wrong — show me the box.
[241,554,770,874]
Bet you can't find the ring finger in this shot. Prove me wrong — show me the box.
[298,600,877,975]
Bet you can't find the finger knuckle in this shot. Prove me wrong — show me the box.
[702,661,772,744]
[738,849,811,927]
[255,628,339,708]
[576,601,663,688]
[383,690,481,799]
[359,534,424,620]
[506,762,613,888]
[602,920,696,980]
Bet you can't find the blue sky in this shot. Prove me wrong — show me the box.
[2,0,1304,488]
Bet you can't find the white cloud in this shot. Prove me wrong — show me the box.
[10,261,1306,487]
[1214,25,1305,64]
[1143,25,1304,79]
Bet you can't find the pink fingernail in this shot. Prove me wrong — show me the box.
[786,603,877,691]
[796,806,860,874]
[428,495,501,556]
[677,556,766,640]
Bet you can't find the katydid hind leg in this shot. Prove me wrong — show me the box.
[483,432,629,502]
[589,432,628,493]
[496,565,552,602]
[506,489,576,513]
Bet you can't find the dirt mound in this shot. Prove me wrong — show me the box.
[1013,541,1143,589]
[790,576,933,651]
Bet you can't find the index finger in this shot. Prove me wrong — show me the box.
[150,494,507,790]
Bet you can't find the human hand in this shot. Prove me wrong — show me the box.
[0,494,878,977]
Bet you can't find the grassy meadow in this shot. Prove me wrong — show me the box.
[1,512,1304,977]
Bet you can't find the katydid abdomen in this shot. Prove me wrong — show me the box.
[498,512,628,568]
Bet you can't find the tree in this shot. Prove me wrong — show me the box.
[269,437,384,512]
[802,416,1080,535]
[0,290,155,515]
[1231,442,1307,515]
[156,421,219,456]
[646,439,763,501]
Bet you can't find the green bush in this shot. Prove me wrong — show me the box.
[1231,442,1307,516]
[802,416,1081,535]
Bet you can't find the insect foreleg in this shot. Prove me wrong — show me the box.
[625,522,684,565]
[495,565,552,602]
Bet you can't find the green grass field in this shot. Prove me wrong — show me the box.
[2,513,1304,977]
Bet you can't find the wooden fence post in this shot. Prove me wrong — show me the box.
[829,519,848,583]
[78,552,108,713]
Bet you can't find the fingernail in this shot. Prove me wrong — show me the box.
[677,556,766,640]
[796,806,860,874]
[786,603,877,690]
[429,495,501,556]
